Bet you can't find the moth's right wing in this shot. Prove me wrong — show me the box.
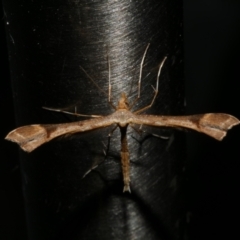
[5,116,115,152]
[132,113,240,141]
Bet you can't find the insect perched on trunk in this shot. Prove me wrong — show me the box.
[5,44,240,193]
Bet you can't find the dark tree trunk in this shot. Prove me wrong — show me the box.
[3,1,184,239]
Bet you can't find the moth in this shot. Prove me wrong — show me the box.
[5,44,240,192]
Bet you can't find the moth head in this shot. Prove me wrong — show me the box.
[117,92,129,110]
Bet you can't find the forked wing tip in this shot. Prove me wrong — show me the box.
[201,113,240,141]
[5,130,18,142]
[231,117,240,128]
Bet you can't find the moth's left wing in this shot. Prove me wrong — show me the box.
[132,113,239,140]
[5,116,115,152]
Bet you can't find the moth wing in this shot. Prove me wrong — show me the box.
[132,113,239,141]
[5,116,114,152]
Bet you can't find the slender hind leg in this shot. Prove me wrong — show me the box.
[80,62,116,110]
[130,124,169,144]
[134,56,167,114]
[130,43,150,109]
[107,56,116,110]
[82,125,118,178]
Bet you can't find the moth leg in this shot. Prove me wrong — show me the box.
[82,151,106,179]
[82,160,104,179]
[130,124,170,144]
[104,125,118,156]
[107,56,117,110]
[80,65,106,96]
[130,124,143,136]
[42,106,102,118]
[80,65,116,110]
[130,43,150,109]
[138,124,170,140]
[82,125,118,179]
[82,143,108,179]
[134,56,167,114]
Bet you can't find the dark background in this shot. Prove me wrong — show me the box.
[184,1,240,239]
[1,0,240,239]
[1,1,28,239]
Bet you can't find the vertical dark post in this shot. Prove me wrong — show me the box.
[3,0,184,239]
